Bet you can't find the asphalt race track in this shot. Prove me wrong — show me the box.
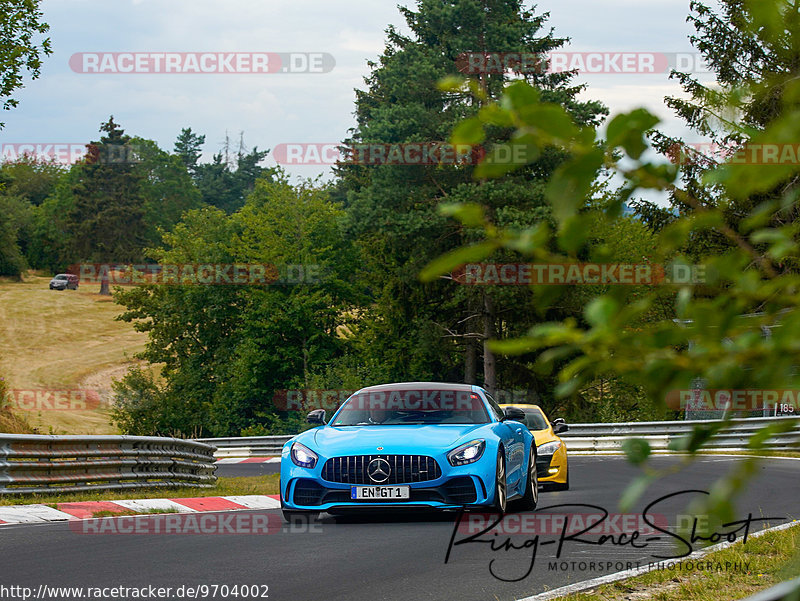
[2,456,799,601]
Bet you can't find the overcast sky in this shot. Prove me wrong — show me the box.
[1,0,715,194]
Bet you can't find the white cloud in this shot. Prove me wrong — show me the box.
[1,0,714,200]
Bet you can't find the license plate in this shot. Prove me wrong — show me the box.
[350,486,410,500]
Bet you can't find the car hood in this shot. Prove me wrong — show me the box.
[302,424,488,456]
[532,427,557,446]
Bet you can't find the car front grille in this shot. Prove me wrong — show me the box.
[293,479,325,506]
[321,455,442,484]
[443,477,478,504]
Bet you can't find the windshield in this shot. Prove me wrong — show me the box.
[54,275,68,280]
[331,388,490,426]
[521,408,549,430]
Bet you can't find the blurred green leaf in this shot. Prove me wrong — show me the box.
[606,109,660,160]
[418,241,498,282]
[437,75,467,92]
[622,438,652,465]
[439,202,486,227]
[585,296,619,327]
[546,148,604,223]
[451,118,485,147]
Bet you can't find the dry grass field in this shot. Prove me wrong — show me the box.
[0,273,150,434]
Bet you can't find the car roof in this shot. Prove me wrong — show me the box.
[356,382,478,393]
[499,403,544,412]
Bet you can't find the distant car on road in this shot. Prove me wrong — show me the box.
[280,382,538,521]
[49,274,79,290]
[500,404,569,490]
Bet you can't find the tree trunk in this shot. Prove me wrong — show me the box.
[464,341,476,384]
[99,274,110,296]
[483,293,496,395]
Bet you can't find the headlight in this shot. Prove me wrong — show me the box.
[447,439,486,466]
[290,442,318,468]
[537,440,562,455]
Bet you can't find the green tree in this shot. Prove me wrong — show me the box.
[65,117,149,284]
[112,177,357,436]
[423,0,800,555]
[173,127,205,176]
[0,156,64,206]
[338,0,606,393]
[195,135,276,214]
[0,204,26,277]
[0,0,51,129]
[651,0,800,261]
[133,136,203,246]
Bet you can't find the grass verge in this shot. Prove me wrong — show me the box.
[0,409,34,434]
[0,475,280,506]
[563,523,800,601]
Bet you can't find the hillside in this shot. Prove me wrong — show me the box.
[0,274,150,434]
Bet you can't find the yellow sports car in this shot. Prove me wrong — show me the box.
[500,404,569,490]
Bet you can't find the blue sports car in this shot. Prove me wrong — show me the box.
[280,382,538,520]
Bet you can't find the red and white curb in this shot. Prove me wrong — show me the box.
[0,495,281,526]
[215,457,281,464]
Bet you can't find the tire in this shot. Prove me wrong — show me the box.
[513,446,539,511]
[490,450,507,515]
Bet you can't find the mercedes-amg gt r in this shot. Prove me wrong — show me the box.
[280,382,538,520]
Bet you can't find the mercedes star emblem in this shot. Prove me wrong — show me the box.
[367,458,391,483]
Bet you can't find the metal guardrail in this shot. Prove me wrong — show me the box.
[196,435,290,457]
[0,435,218,494]
[198,416,800,457]
[559,415,800,452]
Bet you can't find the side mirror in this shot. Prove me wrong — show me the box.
[552,419,568,434]
[307,409,327,425]
[502,406,526,422]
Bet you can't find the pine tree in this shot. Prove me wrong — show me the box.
[173,127,206,176]
[338,0,606,392]
[66,117,148,293]
[650,0,800,260]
